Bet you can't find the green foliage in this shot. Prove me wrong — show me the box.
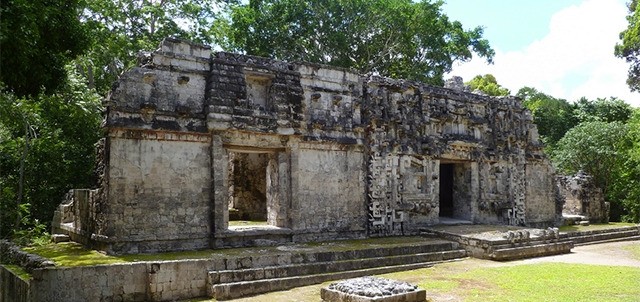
[0,0,89,97]
[78,0,226,94]
[552,121,638,221]
[574,97,633,123]
[466,74,510,96]
[216,0,494,85]
[615,0,640,91]
[0,67,102,243]
[517,87,577,149]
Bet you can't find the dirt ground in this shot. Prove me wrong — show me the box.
[515,240,640,267]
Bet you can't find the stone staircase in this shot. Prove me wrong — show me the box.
[206,239,466,300]
[560,225,640,246]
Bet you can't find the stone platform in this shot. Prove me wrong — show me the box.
[423,224,574,261]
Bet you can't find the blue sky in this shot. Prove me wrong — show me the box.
[442,0,639,107]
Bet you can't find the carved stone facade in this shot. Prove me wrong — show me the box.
[558,171,609,223]
[53,38,562,254]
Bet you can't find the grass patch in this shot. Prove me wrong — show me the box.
[22,236,432,267]
[559,222,637,233]
[228,220,269,226]
[23,242,126,267]
[453,263,640,301]
[3,264,31,281]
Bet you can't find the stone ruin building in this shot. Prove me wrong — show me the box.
[558,171,609,224]
[52,38,562,254]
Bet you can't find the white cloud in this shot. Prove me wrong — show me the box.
[448,0,640,107]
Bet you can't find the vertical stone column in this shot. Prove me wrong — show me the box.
[211,135,228,235]
[276,152,291,227]
[469,162,480,222]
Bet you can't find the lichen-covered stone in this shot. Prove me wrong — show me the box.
[52,38,564,254]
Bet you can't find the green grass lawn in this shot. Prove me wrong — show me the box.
[207,260,640,302]
[448,263,640,301]
[559,222,637,233]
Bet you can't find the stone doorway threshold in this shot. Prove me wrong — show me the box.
[438,217,473,225]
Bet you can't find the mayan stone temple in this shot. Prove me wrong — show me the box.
[48,37,564,255]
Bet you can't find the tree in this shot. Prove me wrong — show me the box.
[552,121,635,221]
[78,0,226,93]
[517,87,577,148]
[216,0,494,85]
[0,67,102,242]
[573,96,633,124]
[615,0,640,91]
[466,74,510,96]
[0,0,89,97]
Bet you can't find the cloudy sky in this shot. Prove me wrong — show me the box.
[443,0,639,107]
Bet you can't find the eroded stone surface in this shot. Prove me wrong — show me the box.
[558,171,609,224]
[52,37,565,254]
[322,277,426,302]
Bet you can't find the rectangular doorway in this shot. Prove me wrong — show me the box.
[439,164,455,217]
[439,162,472,220]
[228,152,269,226]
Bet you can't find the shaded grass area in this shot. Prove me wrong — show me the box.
[559,222,637,233]
[22,236,432,267]
[205,260,640,302]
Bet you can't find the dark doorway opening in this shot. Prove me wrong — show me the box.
[228,152,268,224]
[439,163,454,217]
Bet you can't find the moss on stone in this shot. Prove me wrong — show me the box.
[3,264,31,281]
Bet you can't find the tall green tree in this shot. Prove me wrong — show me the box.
[552,121,637,221]
[216,0,494,85]
[78,0,226,93]
[615,0,640,91]
[0,0,89,96]
[466,74,510,96]
[573,96,633,124]
[517,87,577,149]
[0,68,102,242]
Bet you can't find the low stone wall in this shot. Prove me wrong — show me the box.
[10,247,389,302]
[0,266,30,302]
[0,240,54,272]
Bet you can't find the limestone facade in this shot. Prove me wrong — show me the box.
[558,171,609,223]
[52,38,563,254]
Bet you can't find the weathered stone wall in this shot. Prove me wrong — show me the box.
[52,38,562,253]
[558,172,609,223]
[290,145,366,235]
[525,161,561,226]
[0,266,30,302]
[103,133,211,254]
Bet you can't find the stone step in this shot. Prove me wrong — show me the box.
[566,226,639,235]
[209,249,467,284]
[564,229,640,245]
[209,259,462,300]
[490,239,566,251]
[488,240,574,261]
[573,235,640,247]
